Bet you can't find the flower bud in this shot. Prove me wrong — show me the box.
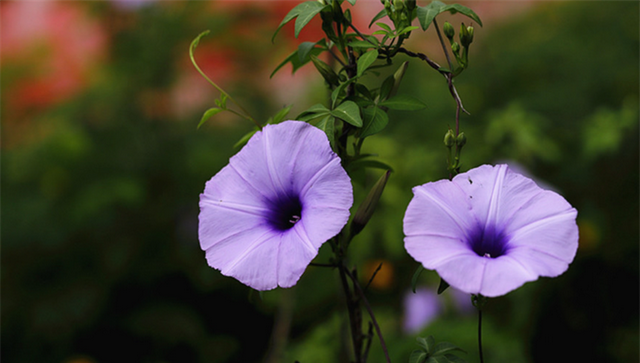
[443,21,455,41]
[344,8,352,24]
[451,42,460,55]
[393,0,404,11]
[310,54,340,87]
[444,129,455,147]
[460,23,473,48]
[456,132,467,147]
[390,61,409,99]
[351,170,391,236]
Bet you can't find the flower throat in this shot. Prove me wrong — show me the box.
[267,193,303,231]
[468,225,509,258]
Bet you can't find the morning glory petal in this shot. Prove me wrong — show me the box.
[199,121,353,291]
[403,164,579,297]
[199,163,271,246]
[223,233,281,291]
[435,254,486,294]
[404,179,477,242]
[276,226,318,288]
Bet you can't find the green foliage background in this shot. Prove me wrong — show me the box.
[2,1,638,363]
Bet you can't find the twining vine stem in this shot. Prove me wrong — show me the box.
[395,47,468,118]
[478,309,484,363]
[189,32,260,129]
[338,263,364,363]
[433,19,454,72]
[334,41,370,363]
[343,267,392,363]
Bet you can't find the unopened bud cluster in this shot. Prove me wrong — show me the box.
[460,23,474,48]
[441,21,475,72]
[381,0,415,39]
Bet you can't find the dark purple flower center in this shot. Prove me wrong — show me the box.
[266,193,303,231]
[467,225,509,258]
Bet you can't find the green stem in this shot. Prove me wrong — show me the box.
[433,19,454,72]
[478,308,484,363]
[189,31,261,129]
[343,268,391,363]
[347,21,377,47]
[472,294,487,363]
[338,262,364,363]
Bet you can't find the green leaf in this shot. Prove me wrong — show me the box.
[300,103,331,115]
[443,354,468,363]
[271,46,324,78]
[272,2,328,42]
[379,95,427,110]
[331,101,363,127]
[233,129,258,149]
[426,356,451,363]
[355,84,374,102]
[396,25,420,36]
[347,0,356,5]
[417,2,483,31]
[409,350,428,363]
[347,40,376,49]
[298,41,318,63]
[433,342,466,356]
[348,35,379,48]
[269,105,292,124]
[310,54,340,86]
[369,9,388,28]
[272,6,299,42]
[297,113,324,122]
[214,93,228,109]
[376,22,393,32]
[297,103,331,121]
[294,2,329,38]
[197,107,223,128]
[411,265,425,293]
[379,75,395,102]
[315,115,336,150]
[271,50,298,78]
[346,158,394,173]
[357,49,379,77]
[416,335,436,355]
[416,1,446,30]
[437,278,450,294]
[330,77,358,107]
[359,106,388,138]
[441,4,483,26]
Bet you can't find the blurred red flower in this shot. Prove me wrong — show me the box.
[1,1,106,146]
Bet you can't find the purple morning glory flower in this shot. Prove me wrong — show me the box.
[403,288,441,334]
[403,164,579,297]
[199,121,353,291]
